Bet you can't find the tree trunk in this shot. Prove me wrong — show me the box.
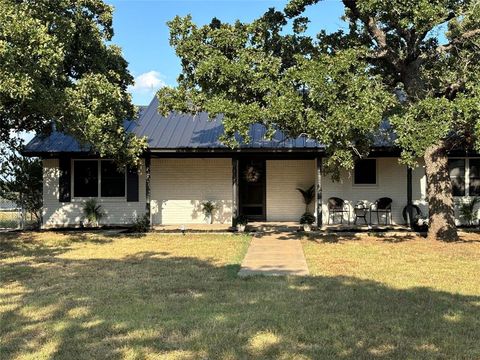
[424,141,459,241]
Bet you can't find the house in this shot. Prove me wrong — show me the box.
[23,97,478,228]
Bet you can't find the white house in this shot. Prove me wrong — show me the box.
[23,97,479,228]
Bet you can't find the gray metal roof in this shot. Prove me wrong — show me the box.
[24,97,394,155]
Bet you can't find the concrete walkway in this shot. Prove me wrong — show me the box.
[238,232,309,276]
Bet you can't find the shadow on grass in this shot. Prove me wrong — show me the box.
[1,250,479,359]
[274,231,426,244]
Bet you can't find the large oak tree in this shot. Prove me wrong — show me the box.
[0,0,146,164]
[158,0,480,240]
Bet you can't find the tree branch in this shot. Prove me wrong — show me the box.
[341,0,401,71]
[437,28,480,52]
[342,0,386,48]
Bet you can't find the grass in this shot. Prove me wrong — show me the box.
[1,231,479,359]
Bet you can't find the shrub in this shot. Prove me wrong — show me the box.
[131,214,150,233]
[459,197,480,226]
[82,199,104,226]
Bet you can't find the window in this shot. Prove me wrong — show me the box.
[101,161,125,197]
[73,160,125,198]
[448,159,466,196]
[354,159,377,185]
[74,161,98,197]
[469,159,480,196]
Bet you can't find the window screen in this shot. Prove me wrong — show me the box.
[74,161,98,197]
[448,159,465,196]
[469,159,480,196]
[354,159,377,185]
[101,161,125,197]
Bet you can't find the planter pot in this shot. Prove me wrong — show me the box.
[204,214,213,224]
[303,224,312,232]
[237,224,246,232]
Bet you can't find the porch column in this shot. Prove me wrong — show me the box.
[232,157,239,223]
[315,157,322,227]
[145,153,152,227]
[406,166,413,228]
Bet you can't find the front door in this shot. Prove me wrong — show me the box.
[239,159,266,221]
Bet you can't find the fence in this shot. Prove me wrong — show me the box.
[0,197,38,229]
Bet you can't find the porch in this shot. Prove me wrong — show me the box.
[147,154,421,228]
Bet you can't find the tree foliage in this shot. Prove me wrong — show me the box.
[0,0,146,165]
[158,11,394,175]
[159,1,480,240]
[0,151,42,224]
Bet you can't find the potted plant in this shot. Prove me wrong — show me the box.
[296,185,315,212]
[234,215,248,232]
[201,201,216,224]
[82,199,104,227]
[300,212,316,232]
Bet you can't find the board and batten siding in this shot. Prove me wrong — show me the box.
[322,157,427,225]
[266,160,316,222]
[150,158,233,225]
[42,159,146,228]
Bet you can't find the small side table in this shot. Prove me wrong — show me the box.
[354,202,369,225]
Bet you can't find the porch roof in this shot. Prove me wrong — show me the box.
[23,96,395,156]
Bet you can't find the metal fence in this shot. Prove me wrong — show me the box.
[0,197,38,229]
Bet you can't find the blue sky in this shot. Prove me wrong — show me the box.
[107,0,345,105]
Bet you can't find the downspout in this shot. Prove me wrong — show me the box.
[316,156,322,228]
[232,157,239,225]
[145,153,151,228]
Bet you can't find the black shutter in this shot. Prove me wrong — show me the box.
[126,166,139,202]
[59,157,71,202]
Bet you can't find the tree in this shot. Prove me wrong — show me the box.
[158,1,480,241]
[0,151,43,226]
[0,0,146,165]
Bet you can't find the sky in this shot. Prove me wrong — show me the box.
[107,0,346,105]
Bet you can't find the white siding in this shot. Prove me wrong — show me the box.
[412,158,428,217]
[150,158,232,225]
[266,160,315,222]
[322,158,416,224]
[42,159,146,228]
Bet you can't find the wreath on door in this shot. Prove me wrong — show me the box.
[244,165,261,183]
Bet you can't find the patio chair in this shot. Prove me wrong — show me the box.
[370,197,393,225]
[327,197,350,224]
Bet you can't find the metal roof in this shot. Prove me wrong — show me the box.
[24,97,394,155]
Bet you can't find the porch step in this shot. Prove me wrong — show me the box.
[247,222,301,233]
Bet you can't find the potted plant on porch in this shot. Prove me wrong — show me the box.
[234,215,248,232]
[300,212,315,232]
[296,185,315,212]
[201,201,217,224]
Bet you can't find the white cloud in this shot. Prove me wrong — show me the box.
[129,70,166,94]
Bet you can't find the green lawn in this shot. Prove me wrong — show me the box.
[1,231,479,359]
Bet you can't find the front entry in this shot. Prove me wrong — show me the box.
[239,159,266,221]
